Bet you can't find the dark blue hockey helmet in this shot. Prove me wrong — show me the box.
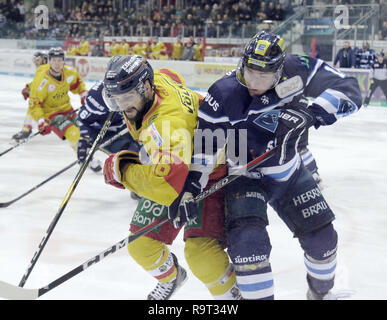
[103,55,154,96]
[240,31,286,73]
[48,47,65,60]
[237,32,286,92]
[102,55,154,112]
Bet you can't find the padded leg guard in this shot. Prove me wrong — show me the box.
[127,236,177,283]
[64,124,80,149]
[185,237,240,300]
[227,218,274,300]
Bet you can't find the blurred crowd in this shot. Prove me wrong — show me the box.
[1,0,294,39]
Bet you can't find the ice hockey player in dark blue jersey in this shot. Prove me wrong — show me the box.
[169,32,362,300]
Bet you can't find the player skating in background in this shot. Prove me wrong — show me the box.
[27,47,88,150]
[12,51,48,142]
[174,31,362,300]
[102,55,241,300]
[77,80,141,200]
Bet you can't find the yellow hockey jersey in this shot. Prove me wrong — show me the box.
[121,69,203,206]
[120,42,130,55]
[28,64,87,120]
[132,43,149,57]
[172,42,183,60]
[79,40,90,56]
[149,41,168,60]
[110,43,121,57]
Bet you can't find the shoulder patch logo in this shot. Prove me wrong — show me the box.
[253,110,280,133]
[38,79,47,91]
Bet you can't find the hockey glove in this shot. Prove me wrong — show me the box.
[103,149,141,189]
[38,118,51,136]
[80,90,88,105]
[168,171,202,229]
[21,85,30,100]
[275,106,316,147]
[77,137,91,163]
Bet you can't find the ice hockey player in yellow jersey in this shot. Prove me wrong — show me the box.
[110,39,121,57]
[102,55,241,300]
[27,47,88,150]
[119,39,130,55]
[149,37,168,60]
[12,51,48,142]
[79,36,90,56]
[132,38,149,58]
[172,36,184,60]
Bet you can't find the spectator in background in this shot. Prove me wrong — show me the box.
[334,41,355,68]
[274,3,284,21]
[91,38,104,56]
[180,38,195,61]
[256,2,268,22]
[266,2,277,20]
[355,42,376,69]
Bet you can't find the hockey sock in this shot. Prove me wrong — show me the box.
[227,219,274,300]
[127,236,177,283]
[185,237,240,300]
[304,252,336,294]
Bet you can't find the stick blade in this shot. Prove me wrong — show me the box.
[0,281,39,300]
[0,202,11,208]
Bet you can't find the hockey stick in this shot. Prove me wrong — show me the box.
[0,145,278,299]
[17,111,117,288]
[0,132,40,157]
[0,160,78,208]
[98,127,129,155]
[0,108,80,158]
[0,128,128,209]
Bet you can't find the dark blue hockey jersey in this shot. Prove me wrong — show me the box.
[192,54,362,189]
[77,81,127,140]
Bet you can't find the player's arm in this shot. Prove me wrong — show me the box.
[27,76,47,121]
[67,67,88,103]
[122,117,192,206]
[303,57,362,126]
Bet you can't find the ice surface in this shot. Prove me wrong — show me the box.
[0,74,386,300]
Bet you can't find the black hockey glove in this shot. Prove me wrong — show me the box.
[168,171,202,229]
[275,105,316,148]
[77,137,91,163]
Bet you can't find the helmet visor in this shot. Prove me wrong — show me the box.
[102,87,142,112]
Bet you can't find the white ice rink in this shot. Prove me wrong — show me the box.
[0,74,386,300]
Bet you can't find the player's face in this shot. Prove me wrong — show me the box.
[111,89,145,120]
[49,57,64,73]
[33,56,43,68]
[243,66,276,96]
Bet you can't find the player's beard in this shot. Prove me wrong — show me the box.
[124,95,153,123]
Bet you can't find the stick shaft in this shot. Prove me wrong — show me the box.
[18,111,117,287]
